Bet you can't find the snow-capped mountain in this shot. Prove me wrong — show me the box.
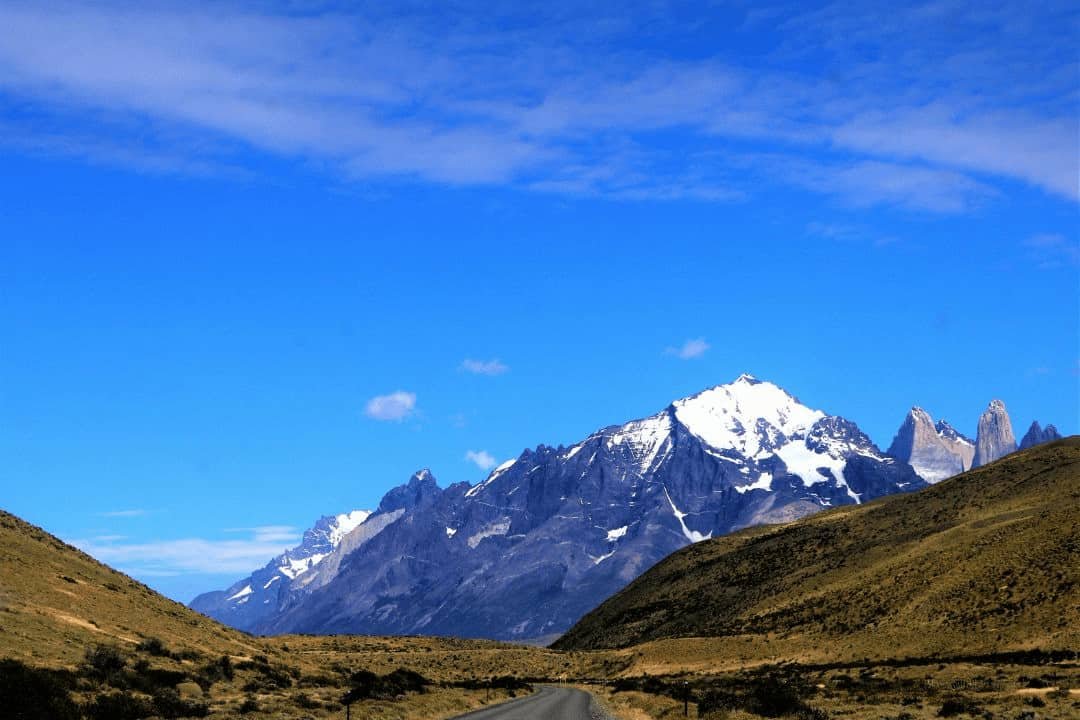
[886,407,974,483]
[192,374,923,640]
[189,510,370,631]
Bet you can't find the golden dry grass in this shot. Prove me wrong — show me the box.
[557,437,1080,665]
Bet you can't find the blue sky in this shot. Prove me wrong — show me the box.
[1,0,1077,602]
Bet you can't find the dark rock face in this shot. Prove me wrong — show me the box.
[192,375,924,641]
[1019,421,1062,450]
[886,408,974,483]
[972,399,1017,468]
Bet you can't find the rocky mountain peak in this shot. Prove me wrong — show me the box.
[887,407,973,483]
[934,419,972,444]
[973,399,1017,468]
[378,469,442,512]
[1019,421,1063,450]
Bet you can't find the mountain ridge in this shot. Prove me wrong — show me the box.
[192,374,924,641]
[189,509,370,630]
[554,436,1080,656]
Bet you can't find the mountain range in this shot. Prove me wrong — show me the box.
[886,398,1060,484]
[191,376,1063,641]
[192,374,926,640]
[555,437,1080,659]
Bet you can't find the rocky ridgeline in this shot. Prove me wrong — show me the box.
[193,375,922,640]
[888,398,1060,484]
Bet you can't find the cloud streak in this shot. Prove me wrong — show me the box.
[98,509,146,518]
[72,526,302,576]
[0,1,1073,208]
[1024,233,1080,270]
[461,358,509,375]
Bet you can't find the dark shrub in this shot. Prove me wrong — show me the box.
[82,644,127,682]
[294,692,321,709]
[698,688,739,714]
[698,674,809,718]
[239,696,260,714]
[126,661,189,694]
[135,637,170,657]
[453,675,532,692]
[938,697,982,717]
[196,655,234,689]
[745,675,810,717]
[83,690,154,720]
[342,667,432,703]
[382,667,430,695]
[0,659,81,720]
[151,687,210,718]
[239,660,291,695]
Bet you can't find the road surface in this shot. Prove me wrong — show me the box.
[448,685,610,720]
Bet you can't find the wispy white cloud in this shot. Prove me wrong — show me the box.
[785,159,997,213]
[805,221,898,247]
[666,338,710,360]
[464,449,497,471]
[224,525,300,544]
[72,526,302,576]
[364,391,417,421]
[0,2,1073,208]
[1024,233,1080,270]
[461,358,509,375]
[98,509,146,518]
[832,106,1078,201]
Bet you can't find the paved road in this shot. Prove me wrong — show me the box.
[448,685,609,720]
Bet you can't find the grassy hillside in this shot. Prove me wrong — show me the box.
[556,437,1080,659]
[0,509,273,667]
[2,439,1076,719]
[0,508,605,718]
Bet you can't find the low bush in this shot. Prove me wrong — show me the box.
[151,687,210,718]
[294,691,322,709]
[135,637,171,657]
[196,655,234,689]
[82,690,154,720]
[81,644,127,683]
[937,696,982,717]
[341,667,432,703]
[0,659,81,720]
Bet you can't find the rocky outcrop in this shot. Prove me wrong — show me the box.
[972,399,1016,468]
[886,408,973,483]
[1019,421,1062,450]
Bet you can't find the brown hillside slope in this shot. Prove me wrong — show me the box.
[0,509,273,667]
[0,511,613,718]
[555,437,1080,659]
